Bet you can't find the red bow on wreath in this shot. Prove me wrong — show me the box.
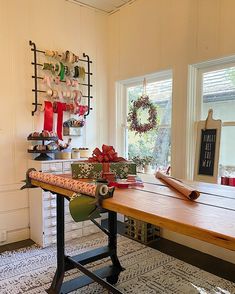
[88,145,126,163]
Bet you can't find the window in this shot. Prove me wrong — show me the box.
[201,66,235,174]
[118,71,172,171]
[187,58,235,179]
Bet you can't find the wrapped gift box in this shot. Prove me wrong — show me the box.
[71,162,103,179]
[71,161,136,179]
[109,162,136,179]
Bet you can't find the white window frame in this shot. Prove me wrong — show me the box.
[115,70,173,158]
[187,55,235,180]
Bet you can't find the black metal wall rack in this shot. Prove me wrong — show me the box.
[29,40,93,117]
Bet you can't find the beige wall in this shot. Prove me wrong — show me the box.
[108,0,235,262]
[108,0,235,179]
[0,0,108,244]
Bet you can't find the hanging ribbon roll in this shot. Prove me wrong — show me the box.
[54,102,67,140]
[143,77,147,95]
[44,101,53,131]
[24,170,114,222]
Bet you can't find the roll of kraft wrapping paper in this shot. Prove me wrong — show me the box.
[155,171,200,200]
[29,171,112,222]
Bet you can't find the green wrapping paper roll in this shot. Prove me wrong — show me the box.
[69,193,100,222]
[69,183,112,222]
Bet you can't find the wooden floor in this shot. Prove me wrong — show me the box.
[1,220,235,283]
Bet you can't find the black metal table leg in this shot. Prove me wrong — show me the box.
[107,211,124,284]
[46,197,123,293]
[47,194,65,294]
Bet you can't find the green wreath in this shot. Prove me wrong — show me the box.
[127,95,157,134]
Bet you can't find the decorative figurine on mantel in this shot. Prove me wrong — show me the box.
[57,137,72,151]
[55,138,72,159]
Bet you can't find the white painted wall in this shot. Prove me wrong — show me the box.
[108,0,235,179]
[0,0,108,245]
[107,0,235,262]
[1,0,234,263]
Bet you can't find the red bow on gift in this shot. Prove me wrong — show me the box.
[88,145,126,162]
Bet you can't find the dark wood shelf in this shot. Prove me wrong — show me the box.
[27,136,58,141]
[27,150,58,153]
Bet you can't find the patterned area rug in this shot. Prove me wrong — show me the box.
[0,232,234,294]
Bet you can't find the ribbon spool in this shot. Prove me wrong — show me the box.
[54,102,66,140]
[44,101,53,131]
[73,90,82,115]
[143,78,147,96]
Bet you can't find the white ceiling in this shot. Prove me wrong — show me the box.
[67,0,134,14]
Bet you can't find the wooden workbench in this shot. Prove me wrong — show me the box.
[30,174,235,293]
[32,174,235,251]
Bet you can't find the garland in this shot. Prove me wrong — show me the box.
[127,95,157,134]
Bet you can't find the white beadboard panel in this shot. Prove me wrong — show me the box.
[0,228,29,246]
[0,189,28,212]
[0,0,109,188]
[0,208,29,231]
[0,0,109,244]
[0,1,18,186]
[0,183,23,192]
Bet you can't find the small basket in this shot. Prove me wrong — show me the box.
[55,151,71,160]
[124,216,160,244]
[72,148,80,159]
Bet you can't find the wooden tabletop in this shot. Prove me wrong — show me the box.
[31,174,235,251]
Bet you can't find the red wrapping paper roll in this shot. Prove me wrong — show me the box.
[29,171,97,197]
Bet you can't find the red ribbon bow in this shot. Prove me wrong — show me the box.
[88,145,126,163]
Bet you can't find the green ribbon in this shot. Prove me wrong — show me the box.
[43,63,52,71]
[60,62,65,81]
[79,66,85,80]
[69,193,100,222]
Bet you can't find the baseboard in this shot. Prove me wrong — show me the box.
[0,228,29,246]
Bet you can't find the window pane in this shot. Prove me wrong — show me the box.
[127,79,172,169]
[202,67,235,121]
[201,66,235,173]
[220,126,235,167]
